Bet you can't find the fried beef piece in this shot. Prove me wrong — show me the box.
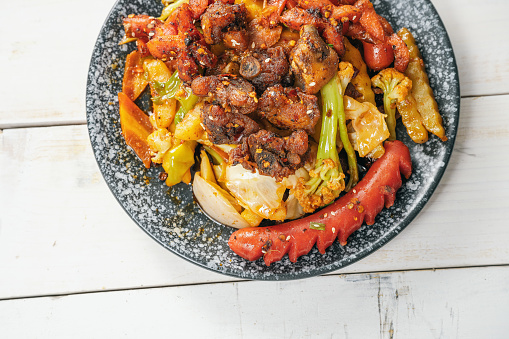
[258,84,320,135]
[191,75,258,115]
[122,15,164,42]
[228,140,256,171]
[247,17,283,50]
[279,6,347,58]
[289,25,339,94]
[205,50,241,76]
[201,104,260,144]
[239,46,290,93]
[137,4,217,83]
[246,129,309,181]
[201,1,249,50]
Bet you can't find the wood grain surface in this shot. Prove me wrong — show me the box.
[1,0,508,337]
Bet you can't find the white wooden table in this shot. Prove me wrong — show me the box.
[1,0,508,337]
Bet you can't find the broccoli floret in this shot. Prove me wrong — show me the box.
[294,62,358,213]
[371,68,412,140]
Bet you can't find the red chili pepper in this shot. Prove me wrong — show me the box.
[362,41,395,71]
[228,140,412,266]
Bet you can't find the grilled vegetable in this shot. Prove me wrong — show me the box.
[122,50,149,101]
[228,140,412,266]
[371,68,412,140]
[396,95,429,144]
[362,41,394,72]
[343,96,390,157]
[118,92,155,168]
[342,38,376,105]
[397,27,447,141]
[149,69,199,125]
[293,62,358,213]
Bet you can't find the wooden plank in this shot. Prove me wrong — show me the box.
[0,0,115,128]
[1,266,508,338]
[1,94,508,298]
[1,0,509,127]
[432,0,509,97]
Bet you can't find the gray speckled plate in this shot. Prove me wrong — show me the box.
[86,0,459,280]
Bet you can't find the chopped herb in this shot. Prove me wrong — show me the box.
[309,222,326,231]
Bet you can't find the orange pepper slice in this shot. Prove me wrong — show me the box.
[118,92,154,168]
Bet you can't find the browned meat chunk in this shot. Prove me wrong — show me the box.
[279,6,346,57]
[191,75,258,115]
[205,50,241,76]
[138,4,217,83]
[247,17,282,50]
[122,15,164,43]
[289,25,339,94]
[258,84,320,134]
[284,129,309,155]
[239,47,290,93]
[228,140,256,171]
[201,2,249,50]
[201,104,260,144]
[247,129,309,181]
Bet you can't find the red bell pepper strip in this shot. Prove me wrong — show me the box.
[228,140,412,266]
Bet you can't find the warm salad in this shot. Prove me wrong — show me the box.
[118,0,446,265]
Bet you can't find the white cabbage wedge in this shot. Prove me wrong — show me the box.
[193,173,250,229]
[225,165,286,219]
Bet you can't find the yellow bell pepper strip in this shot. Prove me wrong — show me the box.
[162,141,197,186]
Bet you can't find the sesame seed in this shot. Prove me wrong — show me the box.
[265,58,270,63]
[331,211,336,216]
[208,115,214,121]
[306,109,313,115]
[309,82,316,87]
[332,228,336,233]
[231,39,240,46]
[286,236,291,241]
[251,42,256,49]
[353,189,357,193]
[324,213,328,218]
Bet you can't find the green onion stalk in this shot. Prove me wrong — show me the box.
[304,73,346,200]
[335,63,359,191]
[300,62,359,211]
